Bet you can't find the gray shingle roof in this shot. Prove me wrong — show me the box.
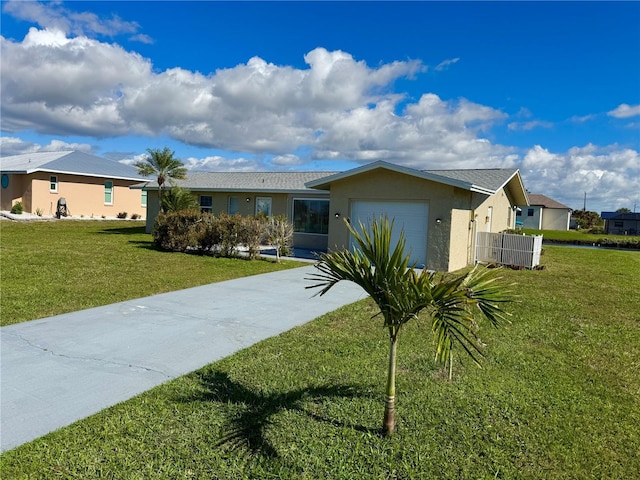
[145,171,337,193]
[424,169,519,193]
[527,194,570,209]
[0,151,145,181]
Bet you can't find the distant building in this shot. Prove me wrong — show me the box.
[516,194,571,230]
[604,212,640,236]
[0,150,147,218]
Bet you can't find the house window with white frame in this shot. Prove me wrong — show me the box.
[104,180,113,204]
[50,175,58,193]
[256,197,272,217]
[293,198,329,234]
[200,195,213,213]
[141,190,147,207]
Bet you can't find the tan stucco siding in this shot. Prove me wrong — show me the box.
[474,189,514,233]
[30,173,145,218]
[1,173,145,218]
[448,208,473,271]
[0,174,28,210]
[325,169,457,271]
[541,209,570,231]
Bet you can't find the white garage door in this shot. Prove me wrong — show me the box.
[350,201,429,267]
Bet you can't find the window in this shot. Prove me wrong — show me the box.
[1,174,9,189]
[256,197,272,217]
[200,195,213,213]
[50,176,58,193]
[104,180,113,204]
[527,208,534,217]
[614,221,624,228]
[228,196,239,215]
[293,199,329,234]
[516,209,522,217]
[141,190,147,207]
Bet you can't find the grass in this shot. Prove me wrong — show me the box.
[1,245,639,479]
[0,220,304,326]
[521,228,638,244]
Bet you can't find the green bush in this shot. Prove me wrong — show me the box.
[216,213,243,257]
[117,212,128,219]
[239,215,266,260]
[152,211,205,252]
[10,202,23,214]
[152,211,296,259]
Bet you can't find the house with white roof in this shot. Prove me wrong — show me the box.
[140,161,529,271]
[0,151,147,219]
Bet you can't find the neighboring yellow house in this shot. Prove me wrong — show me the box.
[0,151,147,219]
[141,161,529,272]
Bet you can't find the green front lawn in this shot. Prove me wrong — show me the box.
[1,246,638,478]
[0,220,304,326]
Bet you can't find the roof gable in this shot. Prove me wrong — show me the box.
[0,151,145,181]
[527,194,571,210]
[305,161,528,204]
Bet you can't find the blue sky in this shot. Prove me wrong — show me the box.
[1,1,639,213]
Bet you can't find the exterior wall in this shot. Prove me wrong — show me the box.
[0,174,28,210]
[144,190,330,251]
[325,169,457,272]
[519,205,543,229]
[474,189,515,233]
[540,208,571,231]
[29,173,145,218]
[0,172,145,218]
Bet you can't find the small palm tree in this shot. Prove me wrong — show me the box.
[162,186,199,213]
[307,217,512,436]
[135,147,188,213]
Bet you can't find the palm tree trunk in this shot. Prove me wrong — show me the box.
[383,330,398,436]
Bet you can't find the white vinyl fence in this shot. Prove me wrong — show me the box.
[475,232,543,269]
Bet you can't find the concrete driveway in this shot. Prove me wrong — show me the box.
[0,265,366,452]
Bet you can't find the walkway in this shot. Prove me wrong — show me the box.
[0,266,366,452]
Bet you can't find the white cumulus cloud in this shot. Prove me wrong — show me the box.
[608,103,640,119]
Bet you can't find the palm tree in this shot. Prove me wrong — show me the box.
[135,147,188,213]
[162,186,199,213]
[307,217,512,436]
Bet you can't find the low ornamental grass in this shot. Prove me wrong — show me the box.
[0,221,303,326]
[1,245,638,479]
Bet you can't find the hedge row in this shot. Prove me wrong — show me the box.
[151,211,293,260]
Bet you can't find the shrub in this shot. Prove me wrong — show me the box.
[152,211,204,252]
[117,212,128,219]
[131,213,141,220]
[10,202,23,214]
[239,216,265,260]
[265,215,293,262]
[198,214,221,252]
[216,213,243,257]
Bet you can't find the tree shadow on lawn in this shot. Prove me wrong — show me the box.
[182,369,380,459]
[96,226,157,249]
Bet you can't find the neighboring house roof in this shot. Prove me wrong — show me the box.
[0,151,145,181]
[609,212,640,221]
[601,211,619,220]
[138,171,337,194]
[306,161,529,205]
[527,194,571,210]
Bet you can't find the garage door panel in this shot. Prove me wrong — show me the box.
[350,201,428,267]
